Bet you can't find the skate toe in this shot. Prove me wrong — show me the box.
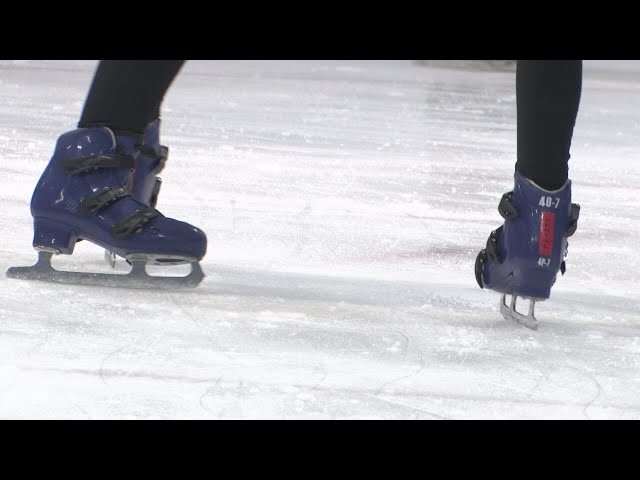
[143,216,207,261]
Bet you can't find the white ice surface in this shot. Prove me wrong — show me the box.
[0,60,639,419]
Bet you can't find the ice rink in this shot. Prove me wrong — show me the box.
[0,60,639,419]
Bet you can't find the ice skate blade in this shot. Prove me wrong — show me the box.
[104,248,195,268]
[6,251,204,289]
[499,294,538,330]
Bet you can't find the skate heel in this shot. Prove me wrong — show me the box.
[32,217,77,254]
[511,268,557,299]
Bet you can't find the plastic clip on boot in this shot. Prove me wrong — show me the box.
[132,118,166,209]
[475,172,580,329]
[6,127,207,288]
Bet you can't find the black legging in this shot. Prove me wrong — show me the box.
[78,60,582,191]
[516,60,582,190]
[78,60,185,137]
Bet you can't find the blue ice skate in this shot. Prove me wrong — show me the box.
[6,127,207,288]
[475,172,580,329]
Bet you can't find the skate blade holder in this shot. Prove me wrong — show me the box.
[500,294,539,330]
[6,250,204,289]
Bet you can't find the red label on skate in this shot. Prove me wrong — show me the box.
[539,211,555,256]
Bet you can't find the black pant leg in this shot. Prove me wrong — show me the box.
[78,60,186,136]
[515,60,582,190]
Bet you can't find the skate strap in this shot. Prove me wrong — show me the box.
[60,153,135,175]
[475,248,487,288]
[498,192,517,220]
[111,208,162,238]
[567,203,580,237]
[149,178,162,209]
[78,186,131,216]
[138,145,169,174]
[485,226,502,264]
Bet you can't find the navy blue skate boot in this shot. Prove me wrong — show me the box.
[6,127,207,288]
[475,172,580,329]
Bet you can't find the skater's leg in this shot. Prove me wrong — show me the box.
[475,60,583,328]
[515,60,582,190]
[78,60,185,136]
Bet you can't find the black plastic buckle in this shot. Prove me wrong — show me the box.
[485,226,503,264]
[498,191,517,220]
[150,178,162,209]
[567,203,580,237]
[111,208,161,238]
[60,153,135,175]
[475,249,487,289]
[78,185,129,216]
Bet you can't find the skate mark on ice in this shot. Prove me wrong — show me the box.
[582,374,604,420]
[550,365,606,420]
[374,326,426,397]
[527,366,554,401]
[73,402,90,419]
[549,332,604,418]
[9,363,640,418]
[167,292,200,329]
[199,376,224,417]
[459,351,471,367]
[362,393,447,420]
[206,265,476,311]
[485,380,549,401]
[97,323,173,393]
[311,364,328,390]
[518,360,608,419]
[384,324,410,354]
[99,345,129,391]
[19,362,224,385]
